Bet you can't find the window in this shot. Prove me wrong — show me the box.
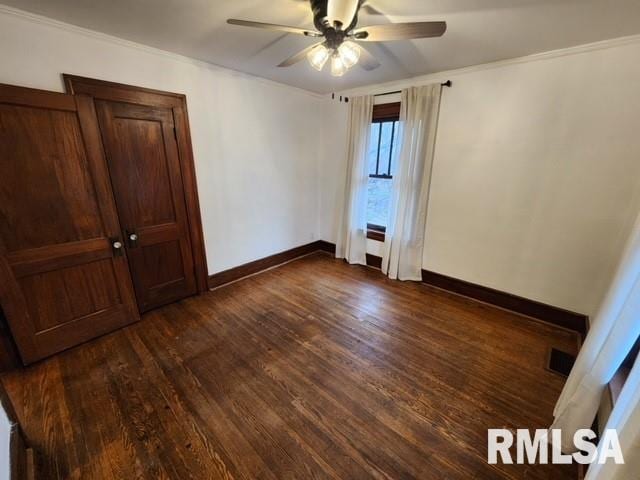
[367,103,401,240]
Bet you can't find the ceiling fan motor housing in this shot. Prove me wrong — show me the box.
[310,0,359,33]
[324,27,348,49]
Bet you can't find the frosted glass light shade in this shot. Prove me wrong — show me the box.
[338,41,361,69]
[331,53,348,77]
[307,44,330,71]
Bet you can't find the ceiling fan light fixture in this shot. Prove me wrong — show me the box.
[307,44,330,71]
[330,52,348,77]
[338,41,361,69]
[227,3,447,78]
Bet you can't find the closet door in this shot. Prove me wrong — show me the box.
[95,100,198,312]
[0,84,139,364]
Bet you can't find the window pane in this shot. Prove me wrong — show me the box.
[378,122,394,175]
[367,177,392,227]
[368,123,381,175]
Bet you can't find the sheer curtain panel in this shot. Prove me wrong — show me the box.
[336,95,374,265]
[382,84,442,280]
[551,211,640,474]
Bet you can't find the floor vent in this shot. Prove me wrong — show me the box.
[547,348,576,377]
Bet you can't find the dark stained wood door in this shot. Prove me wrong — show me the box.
[0,84,140,364]
[95,100,198,312]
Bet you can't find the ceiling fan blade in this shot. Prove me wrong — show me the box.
[327,0,360,28]
[278,42,324,67]
[354,21,447,41]
[227,19,321,37]
[360,1,384,16]
[357,45,381,71]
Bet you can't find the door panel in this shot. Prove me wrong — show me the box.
[95,100,197,311]
[18,259,121,333]
[0,105,103,251]
[109,115,176,226]
[0,85,140,364]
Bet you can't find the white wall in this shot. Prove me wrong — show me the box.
[3,5,640,317]
[325,38,640,317]
[0,6,324,274]
[318,100,349,243]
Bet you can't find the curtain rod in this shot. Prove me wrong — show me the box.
[374,80,452,97]
[331,81,451,103]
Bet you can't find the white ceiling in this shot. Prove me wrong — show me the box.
[4,0,640,94]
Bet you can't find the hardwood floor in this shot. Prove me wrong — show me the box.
[1,253,579,479]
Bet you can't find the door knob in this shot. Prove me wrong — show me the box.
[111,238,124,257]
[126,230,139,248]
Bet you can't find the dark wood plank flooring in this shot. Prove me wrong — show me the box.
[1,253,579,479]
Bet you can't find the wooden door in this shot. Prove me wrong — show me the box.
[95,100,198,312]
[0,84,140,364]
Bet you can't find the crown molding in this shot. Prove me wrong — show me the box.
[0,4,325,100]
[336,33,640,98]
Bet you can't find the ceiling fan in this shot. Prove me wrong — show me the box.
[227,0,446,77]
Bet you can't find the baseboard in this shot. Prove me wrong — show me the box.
[316,240,336,255]
[420,269,587,334]
[330,243,587,335]
[208,241,330,289]
[208,241,587,335]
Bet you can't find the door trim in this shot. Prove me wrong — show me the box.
[62,75,209,295]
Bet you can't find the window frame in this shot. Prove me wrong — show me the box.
[610,335,640,406]
[624,336,640,369]
[367,102,401,241]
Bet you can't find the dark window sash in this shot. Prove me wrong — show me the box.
[371,123,397,176]
[367,223,386,242]
[366,224,386,242]
[388,121,396,176]
[375,121,383,176]
[372,118,400,124]
[624,336,640,369]
[367,223,386,232]
[367,230,385,242]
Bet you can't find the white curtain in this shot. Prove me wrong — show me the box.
[551,211,640,458]
[382,84,442,280]
[336,95,374,265]
[585,355,640,479]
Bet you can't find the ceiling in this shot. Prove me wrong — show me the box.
[5,0,640,94]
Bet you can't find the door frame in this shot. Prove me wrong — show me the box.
[63,75,209,295]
